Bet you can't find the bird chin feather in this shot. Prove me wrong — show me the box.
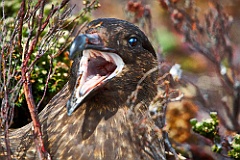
[67,49,125,116]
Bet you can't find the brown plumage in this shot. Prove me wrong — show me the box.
[1,18,165,160]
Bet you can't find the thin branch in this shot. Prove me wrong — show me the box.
[37,55,53,108]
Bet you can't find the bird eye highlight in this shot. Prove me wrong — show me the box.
[128,37,138,47]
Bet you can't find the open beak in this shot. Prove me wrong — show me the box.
[67,34,125,116]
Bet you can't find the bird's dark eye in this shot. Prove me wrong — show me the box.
[128,37,138,47]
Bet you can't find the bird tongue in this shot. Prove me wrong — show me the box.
[80,75,106,95]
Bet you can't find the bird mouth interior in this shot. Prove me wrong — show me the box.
[76,49,124,96]
[68,49,124,107]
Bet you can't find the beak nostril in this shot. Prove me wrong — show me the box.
[150,111,155,116]
[86,33,102,45]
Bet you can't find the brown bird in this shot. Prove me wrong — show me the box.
[1,18,165,160]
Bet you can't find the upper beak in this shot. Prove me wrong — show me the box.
[67,33,124,116]
[69,33,116,60]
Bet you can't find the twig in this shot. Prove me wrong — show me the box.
[37,55,53,108]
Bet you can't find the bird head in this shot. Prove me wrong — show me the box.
[67,18,157,116]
